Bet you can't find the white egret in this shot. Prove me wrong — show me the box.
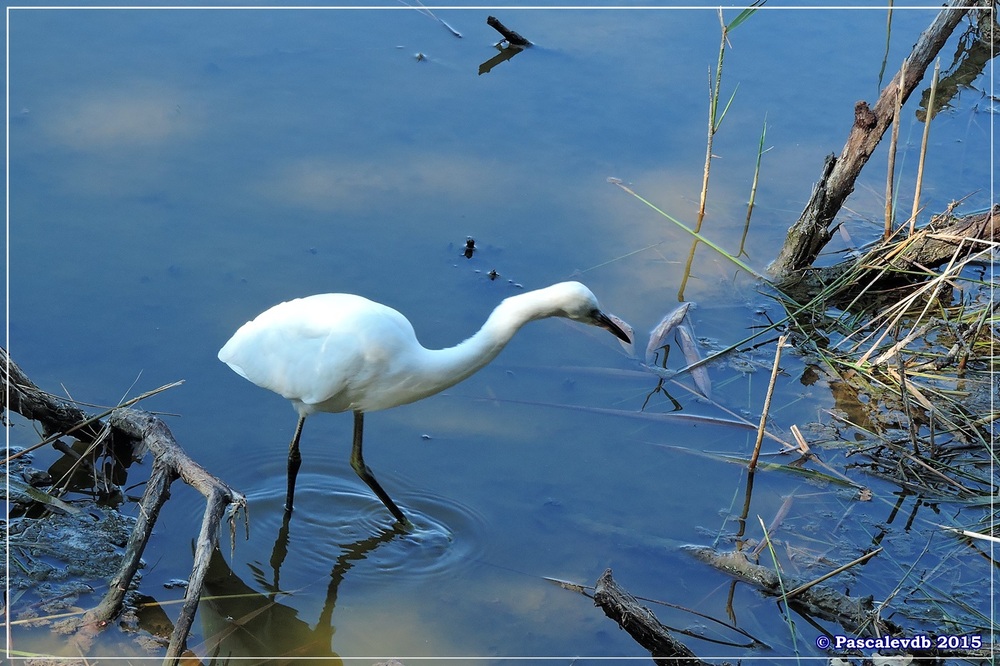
[218,281,630,526]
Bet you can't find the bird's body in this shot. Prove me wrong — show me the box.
[219,281,630,525]
[221,293,434,415]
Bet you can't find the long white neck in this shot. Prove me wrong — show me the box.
[407,287,571,401]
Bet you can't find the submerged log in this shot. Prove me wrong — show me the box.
[1,348,247,664]
[686,546,900,638]
[770,0,969,278]
[593,569,711,666]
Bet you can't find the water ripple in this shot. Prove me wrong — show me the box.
[243,467,489,583]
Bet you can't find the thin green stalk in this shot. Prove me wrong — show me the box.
[612,180,766,281]
[698,15,727,222]
[757,516,800,654]
[739,115,769,257]
[878,0,895,90]
[684,0,763,301]
[696,1,761,222]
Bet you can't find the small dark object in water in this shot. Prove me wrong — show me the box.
[487,16,531,47]
[488,269,499,280]
[464,237,476,258]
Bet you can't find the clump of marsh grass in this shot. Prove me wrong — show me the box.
[808,233,997,501]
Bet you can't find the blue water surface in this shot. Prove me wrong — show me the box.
[6,4,992,662]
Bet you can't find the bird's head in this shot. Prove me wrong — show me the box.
[547,282,633,344]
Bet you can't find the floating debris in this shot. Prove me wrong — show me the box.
[487,15,531,47]
[479,16,531,75]
[676,324,711,399]
[645,302,691,365]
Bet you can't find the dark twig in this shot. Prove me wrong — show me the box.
[593,569,711,666]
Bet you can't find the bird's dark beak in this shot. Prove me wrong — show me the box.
[594,310,632,344]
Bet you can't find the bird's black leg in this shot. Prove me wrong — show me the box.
[350,411,410,527]
[285,416,306,512]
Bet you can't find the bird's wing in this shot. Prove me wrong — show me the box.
[219,294,417,412]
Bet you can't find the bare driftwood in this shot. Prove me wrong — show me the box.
[769,0,969,278]
[593,569,711,666]
[1,348,247,664]
[779,204,999,300]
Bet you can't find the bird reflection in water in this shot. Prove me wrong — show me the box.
[197,512,406,661]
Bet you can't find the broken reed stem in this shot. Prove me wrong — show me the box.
[895,343,922,456]
[896,444,976,494]
[885,60,905,241]
[749,333,789,471]
[50,426,111,498]
[909,57,940,234]
[854,237,966,366]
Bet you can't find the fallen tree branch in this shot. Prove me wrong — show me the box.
[593,568,711,666]
[770,0,969,278]
[777,204,999,300]
[2,348,105,442]
[1,348,247,664]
